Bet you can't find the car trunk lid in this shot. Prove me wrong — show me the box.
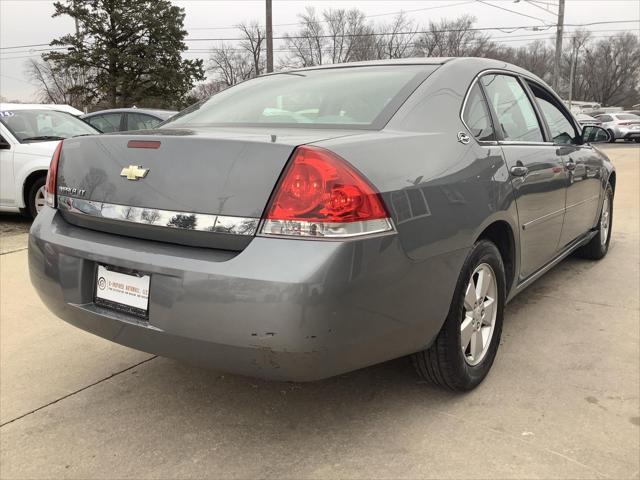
[56,127,362,250]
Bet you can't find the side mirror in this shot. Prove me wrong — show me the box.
[582,125,610,144]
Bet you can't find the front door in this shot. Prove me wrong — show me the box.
[524,80,603,247]
[480,74,568,279]
[0,127,16,207]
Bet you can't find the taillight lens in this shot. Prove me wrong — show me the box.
[45,141,63,208]
[261,146,393,238]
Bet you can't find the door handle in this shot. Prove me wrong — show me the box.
[566,158,576,171]
[510,165,529,177]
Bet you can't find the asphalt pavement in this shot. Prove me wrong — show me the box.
[1,144,638,479]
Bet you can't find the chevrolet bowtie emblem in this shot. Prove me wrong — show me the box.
[120,165,149,180]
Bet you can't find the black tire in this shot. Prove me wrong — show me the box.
[575,183,613,260]
[607,130,616,143]
[634,138,640,143]
[412,240,506,391]
[26,176,46,219]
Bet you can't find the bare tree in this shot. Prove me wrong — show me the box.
[375,13,418,59]
[27,58,88,108]
[413,16,497,58]
[581,33,640,106]
[238,21,266,76]
[209,42,253,87]
[190,80,226,101]
[283,7,326,67]
[323,8,377,63]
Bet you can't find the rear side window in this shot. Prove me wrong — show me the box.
[127,113,161,130]
[463,84,495,141]
[163,65,437,129]
[481,74,543,142]
[527,82,577,144]
[88,113,122,133]
[597,115,613,122]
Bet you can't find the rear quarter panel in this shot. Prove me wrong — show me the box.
[313,59,520,341]
[316,58,519,263]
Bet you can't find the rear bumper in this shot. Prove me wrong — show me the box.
[29,207,465,381]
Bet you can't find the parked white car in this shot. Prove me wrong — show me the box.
[0,104,99,218]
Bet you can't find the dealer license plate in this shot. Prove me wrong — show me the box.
[95,265,150,317]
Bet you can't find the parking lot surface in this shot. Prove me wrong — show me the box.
[1,145,638,479]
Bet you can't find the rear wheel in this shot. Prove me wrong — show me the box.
[412,240,505,391]
[576,183,613,260]
[26,176,46,219]
[634,138,640,143]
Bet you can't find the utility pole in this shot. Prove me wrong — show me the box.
[552,0,565,92]
[266,0,273,73]
[568,44,576,111]
[73,0,87,113]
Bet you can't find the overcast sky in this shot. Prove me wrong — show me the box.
[1,0,638,101]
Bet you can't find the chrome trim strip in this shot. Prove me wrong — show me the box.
[57,196,259,236]
[459,68,582,146]
[259,217,394,239]
[521,207,565,231]
[565,194,600,212]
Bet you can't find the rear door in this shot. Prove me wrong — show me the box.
[480,73,568,279]
[525,80,603,247]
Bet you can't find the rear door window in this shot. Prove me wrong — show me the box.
[127,113,161,130]
[463,83,495,141]
[481,74,543,142]
[88,113,122,133]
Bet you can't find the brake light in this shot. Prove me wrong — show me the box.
[261,146,393,238]
[45,141,63,208]
[619,121,640,126]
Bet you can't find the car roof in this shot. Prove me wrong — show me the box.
[81,108,178,119]
[285,57,454,72]
[0,103,83,116]
[279,57,547,86]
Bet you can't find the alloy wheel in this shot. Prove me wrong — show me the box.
[35,185,46,214]
[461,263,498,366]
[600,195,610,245]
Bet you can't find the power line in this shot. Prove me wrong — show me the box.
[188,1,477,31]
[1,19,637,52]
[0,32,633,62]
[522,0,557,16]
[476,0,549,24]
[181,20,639,42]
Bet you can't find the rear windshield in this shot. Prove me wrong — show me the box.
[163,65,436,129]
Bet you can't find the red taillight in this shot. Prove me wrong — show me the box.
[45,141,63,208]
[619,121,640,126]
[261,146,393,238]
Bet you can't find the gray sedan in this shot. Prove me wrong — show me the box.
[594,112,640,142]
[29,58,614,391]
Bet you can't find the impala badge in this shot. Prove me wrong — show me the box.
[120,165,149,180]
